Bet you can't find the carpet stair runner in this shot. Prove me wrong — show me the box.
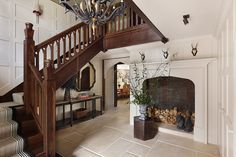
[0,107,30,157]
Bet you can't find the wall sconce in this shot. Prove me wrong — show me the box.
[183,14,190,25]
[33,0,42,16]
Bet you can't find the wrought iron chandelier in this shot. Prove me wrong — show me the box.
[59,0,126,30]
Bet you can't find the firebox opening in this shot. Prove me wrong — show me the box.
[144,76,195,133]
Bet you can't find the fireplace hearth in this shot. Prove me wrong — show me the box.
[144,76,195,132]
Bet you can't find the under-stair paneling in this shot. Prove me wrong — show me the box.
[216,0,235,156]
[0,0,77,96]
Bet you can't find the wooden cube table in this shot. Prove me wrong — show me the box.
[134,116,157,141]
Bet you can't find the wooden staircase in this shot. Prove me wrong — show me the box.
[18,0,168,156]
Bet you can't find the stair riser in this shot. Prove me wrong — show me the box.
[20,120,38,134]
[0,107,29,157]
[0,108,12,123]
[26,134,43,146]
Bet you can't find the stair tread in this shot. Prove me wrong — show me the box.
[0,136,24,156]
[0,121,17,139]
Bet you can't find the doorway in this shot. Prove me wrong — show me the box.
[114,63,130,107]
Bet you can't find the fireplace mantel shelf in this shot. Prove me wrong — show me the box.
[130,58,217,66]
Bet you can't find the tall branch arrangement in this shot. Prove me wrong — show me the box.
[130,53,169,105]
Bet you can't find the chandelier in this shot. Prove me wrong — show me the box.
[59,0,126,30]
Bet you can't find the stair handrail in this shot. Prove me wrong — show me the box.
[35,22,86,51]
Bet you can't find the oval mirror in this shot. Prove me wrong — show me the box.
[77,62,96,91]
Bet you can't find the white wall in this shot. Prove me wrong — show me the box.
[127,35,217,62]
[0,0,78,96]
[216,0,236,156]
[87,35,218,144]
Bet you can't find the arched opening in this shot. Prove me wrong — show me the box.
[114,63,130,107]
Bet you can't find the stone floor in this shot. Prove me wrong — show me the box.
[56,99,220,157]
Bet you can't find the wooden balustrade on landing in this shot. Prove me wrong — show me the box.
[34,22,104,71]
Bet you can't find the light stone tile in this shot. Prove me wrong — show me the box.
[56,139,79,157]
[157,133,219,156]
[127,142,151,157]
[121,152,139,157]
[197,152,217,157]
[147,141,179,157]
[121,134,158,148]
[63,132,85,146]
[175,148,197,157]
[73,147,102,157]
[80,127,124,153]
[101,138,132,157]
[56,100,219,157]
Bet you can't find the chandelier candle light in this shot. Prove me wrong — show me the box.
[60,0,126,32]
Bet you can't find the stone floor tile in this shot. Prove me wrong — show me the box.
[101,138,132,157]
[121,152,139,157]
[127,142,151,157]
[72,147,102,157]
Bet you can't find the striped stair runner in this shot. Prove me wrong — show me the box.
[0,107,30,157]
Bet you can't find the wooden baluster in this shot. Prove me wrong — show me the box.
[131,9,134,27]
[118,16,120,31]
[35,81,39,116]
[141,19,144,24]
[56,39,61,68]
[35,50,39,70]
[95,26,98,39]
[136,13,139,26]
[114,18,117,32]
[42,46,47,63]
[86,25,89,45]
[106,22,109,34]
[50,43,54,68]
[63,36,66,63]
[123,11,125,30]
[68,33,72,59]
[89,24,93,42]
[73,31,76,55]
[127,7,130,28]
[83,26,86,48]
[109,22,111,33]
[78,28,81,52]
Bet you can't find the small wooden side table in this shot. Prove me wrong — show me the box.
[134,116,157,141]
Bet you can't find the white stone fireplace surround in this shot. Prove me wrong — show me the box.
[130,58,217,144]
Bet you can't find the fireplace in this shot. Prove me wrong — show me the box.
[130,58,217,143]
[144,76,195,132]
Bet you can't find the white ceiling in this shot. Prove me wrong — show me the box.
[133,0,223,40]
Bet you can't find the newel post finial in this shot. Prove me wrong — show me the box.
[24,23,34,39]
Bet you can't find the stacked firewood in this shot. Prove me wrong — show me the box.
[148,106,195,126]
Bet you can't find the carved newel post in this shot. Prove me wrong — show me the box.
[43,59,56,157]
[24,23,35,113]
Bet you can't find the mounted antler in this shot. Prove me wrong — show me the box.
[139,52,145,62]
[191,43,198,56]
[162,48,169,59]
